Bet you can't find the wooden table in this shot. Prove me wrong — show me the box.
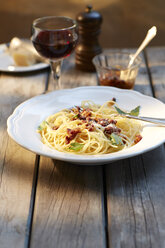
[1,47,165,248]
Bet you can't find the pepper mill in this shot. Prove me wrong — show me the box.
[75,5,103,72]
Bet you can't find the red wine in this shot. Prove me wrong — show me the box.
[32,30,77,59]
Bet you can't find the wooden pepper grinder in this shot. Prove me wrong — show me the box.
[75,5,103,72]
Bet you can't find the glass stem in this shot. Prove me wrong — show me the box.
[50,60,62,90]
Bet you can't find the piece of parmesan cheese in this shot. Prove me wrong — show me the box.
[8,37,43,66]
[11,49,37,66]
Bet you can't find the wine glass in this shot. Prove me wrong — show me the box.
[31,16,78,90]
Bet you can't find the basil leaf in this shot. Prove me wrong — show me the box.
[38,121,48,131]
[115,105,140,116]
[69,142,84,151]
[38,126,43,131]
[73,114,79,119]
[110,133,124,146]
[114,106,127,115]
[129,106,140,116]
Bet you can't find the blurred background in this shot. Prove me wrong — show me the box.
[0,0,164,48]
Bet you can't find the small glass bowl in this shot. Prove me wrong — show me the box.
[92,52,142,89]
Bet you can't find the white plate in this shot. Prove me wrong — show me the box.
[0,44,49,72]
[7,86,165,165]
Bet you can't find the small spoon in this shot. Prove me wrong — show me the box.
[128,26,157,68]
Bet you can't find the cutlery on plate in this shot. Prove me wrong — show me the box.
[124,114,165,126]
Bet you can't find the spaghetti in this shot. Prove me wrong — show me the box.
[37,99,143,155]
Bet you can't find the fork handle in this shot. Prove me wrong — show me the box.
[125,115,165,126]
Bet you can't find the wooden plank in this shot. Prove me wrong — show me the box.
[62,55,97,88]
[145,47,165,102]
[30,56,105,248]
[0,71,47,248]
[31,159,105,248]
[105,48,165,248]
[106,146,165,248]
